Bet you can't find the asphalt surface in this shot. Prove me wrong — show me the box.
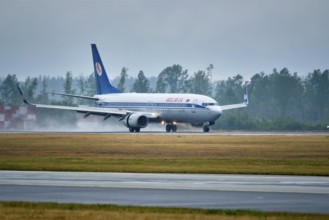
[1,130,329,136]
[1,171,328,213]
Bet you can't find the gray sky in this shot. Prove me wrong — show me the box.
[0,0,328,81]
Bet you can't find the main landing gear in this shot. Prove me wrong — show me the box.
[129,128,140,133]
[166,124,177,132]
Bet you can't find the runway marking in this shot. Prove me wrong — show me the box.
[1,171,329,194]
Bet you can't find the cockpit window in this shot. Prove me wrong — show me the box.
[202,102,218,106]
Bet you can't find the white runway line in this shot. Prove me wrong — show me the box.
[1,171,328,194]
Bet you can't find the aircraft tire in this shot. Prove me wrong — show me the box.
[135,128,140,132]
[203,126,210,132]
[129,128,134,132]
[172,125,177,132]
[166,124,172,132]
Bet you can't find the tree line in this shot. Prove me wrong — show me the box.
[0,65,328,130]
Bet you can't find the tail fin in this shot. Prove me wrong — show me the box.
[91,44,121,94]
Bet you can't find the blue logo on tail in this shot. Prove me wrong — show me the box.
[91,44,121,94]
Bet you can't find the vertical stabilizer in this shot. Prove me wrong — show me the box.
[91,44,121,94]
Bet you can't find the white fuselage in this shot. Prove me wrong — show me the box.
[95,93,222,124]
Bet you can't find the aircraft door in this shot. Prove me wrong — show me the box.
[148,101,153,111]
[192,99,198,113]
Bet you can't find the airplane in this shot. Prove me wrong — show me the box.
[19,44,248,133]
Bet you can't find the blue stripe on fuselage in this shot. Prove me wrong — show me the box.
[97,102,206,110]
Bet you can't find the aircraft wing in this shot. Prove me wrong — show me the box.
[220,103,248,111]
[18,86,158,119]
[31,103,158,119]
[220,87,249,111]
[34,103,129,116]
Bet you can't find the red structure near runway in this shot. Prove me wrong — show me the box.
[0,106,36,130]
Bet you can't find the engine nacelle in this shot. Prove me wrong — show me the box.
[123,113,148,129]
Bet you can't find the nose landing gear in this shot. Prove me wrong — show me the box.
[203,126,210,132]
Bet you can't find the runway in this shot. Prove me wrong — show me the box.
[1,171,329,213]
[1,130,328,136]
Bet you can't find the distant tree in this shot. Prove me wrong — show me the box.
[36,76,49,104]
[244,68,304,121]
[63,71,75,105]
[157,64,189,93]
[189,70,211,96]
[268,68,303,119]
[304,69,329,121]
[155,71,167,93]
[207,64,214,95]
[148,76,158,92]
[247,72,271,119]
[132,71,150,93]
[64,72,75,94]
[77,75,86,95]
[0,74,20,105]
[85,73,97,96]
[22,76,38,103]
[117,67,128,92]
[76,75,90,105]
[215,74,244,105]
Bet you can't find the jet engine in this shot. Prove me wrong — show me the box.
[123,113,148,129]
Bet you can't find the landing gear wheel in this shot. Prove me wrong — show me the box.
[172,125,177,132]
[203,126,210,132]
[129,128,140,133]
[166,124,172,132]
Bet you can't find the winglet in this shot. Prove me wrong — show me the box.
[243,87,249,105]
[17,86,33,105]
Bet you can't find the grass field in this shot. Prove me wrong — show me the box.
[0,133,328,175]
[1,134,328,219]
[1,202,328,220]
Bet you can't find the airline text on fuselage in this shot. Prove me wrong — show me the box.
[165,98,184,102]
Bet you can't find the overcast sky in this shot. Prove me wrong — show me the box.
[0,0,328,81]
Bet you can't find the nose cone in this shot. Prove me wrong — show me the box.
[207,106,222,120]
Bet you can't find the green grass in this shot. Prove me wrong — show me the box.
[0,134,328,175]
[1,202,327,220]
[1,134,328,218]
